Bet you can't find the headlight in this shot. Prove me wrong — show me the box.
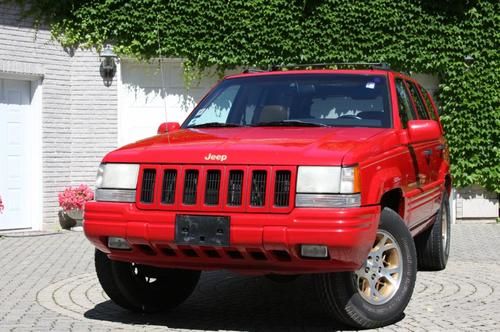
[296,166,360,208]
[96,163,140,189]
[95,163,140,202]
[296,166,341,193]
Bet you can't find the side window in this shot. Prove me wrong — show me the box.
[407,81,430,120]
[395,79,416,128]
[420,87,438,121]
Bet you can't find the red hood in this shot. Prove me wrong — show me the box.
[103,127,388,166]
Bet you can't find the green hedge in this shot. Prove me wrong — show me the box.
[7,0,500,192]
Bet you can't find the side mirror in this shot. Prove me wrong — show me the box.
[407,120,441,143]
[157,122,181,134]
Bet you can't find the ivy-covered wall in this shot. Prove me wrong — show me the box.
[6,0,500,192]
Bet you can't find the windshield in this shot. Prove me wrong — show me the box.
[183,74,391,128]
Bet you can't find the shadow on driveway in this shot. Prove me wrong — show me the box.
[83,271,370,331]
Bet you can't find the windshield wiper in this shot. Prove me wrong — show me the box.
[252,120,328,127]
[187,122,244,128]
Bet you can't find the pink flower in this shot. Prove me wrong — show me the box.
[58,184,94,211]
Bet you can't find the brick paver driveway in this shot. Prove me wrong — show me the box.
[1,224,499,331]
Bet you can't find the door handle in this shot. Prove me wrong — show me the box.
[436,144,445,151]
[423,149,432,156]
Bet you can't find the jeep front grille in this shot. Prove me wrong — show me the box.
[161,169,177,204]
[274,170,291,207]
[205,170,221,205]
[183,170,199,205]
[140,169,156,203]
[250,170,267,206]
[137,166,295,213]
[227,170,244,206]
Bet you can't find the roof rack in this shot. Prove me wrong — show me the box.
[269,62,391,71]
[242,67,267,74]
[241,63,392,74]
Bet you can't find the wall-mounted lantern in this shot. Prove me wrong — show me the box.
[100,44,118,87]
[464,55,474,66]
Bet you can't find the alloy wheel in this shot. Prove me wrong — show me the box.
[354,230,403,305]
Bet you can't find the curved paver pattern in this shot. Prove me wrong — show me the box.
[1,225,500,331]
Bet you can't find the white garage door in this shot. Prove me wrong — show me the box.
[118,60,218,146]
[0,79,32,230]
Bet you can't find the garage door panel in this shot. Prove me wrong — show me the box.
[6,189,21,210]
[7,122,22,145]
[119,61,216,146]
[0,78,32,230]
[124,87,163,108]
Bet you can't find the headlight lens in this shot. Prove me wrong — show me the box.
[297,166,341,193]
[96,163,140,189]
[296,166,360,208]
[95,163,140,203]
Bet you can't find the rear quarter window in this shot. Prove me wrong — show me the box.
[406,81,430,120]
[420,87,438,121]
[395,79,416,128]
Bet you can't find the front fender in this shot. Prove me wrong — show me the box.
[362,167,403,206]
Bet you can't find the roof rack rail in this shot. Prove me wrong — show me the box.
[242,67,267,74]
[269,62,391,71]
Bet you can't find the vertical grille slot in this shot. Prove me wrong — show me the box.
[250,170,267,206]
[274,171,291,207]
[183,170,199,205]
[140,169,156,203]
[227,170,244,206]
[205,170,221,205]
[161,169,177,204]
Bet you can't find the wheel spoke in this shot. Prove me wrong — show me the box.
[367,277,377,299]
[356,269,368,279]
[382,242,396,251]
[381,273,398,286]
[372,284,385,300]
[375,234,388,251]
[383,265,401,276]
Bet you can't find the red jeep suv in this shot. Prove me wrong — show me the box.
[84,66,451,329]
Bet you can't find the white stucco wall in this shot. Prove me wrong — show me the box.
[456,186,499,222]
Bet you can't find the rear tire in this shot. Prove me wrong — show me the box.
[314,208,417,329]
[415,191,451,271]
[95,249,200,312]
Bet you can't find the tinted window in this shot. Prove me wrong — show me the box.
[407,81,429,120]
[395,79,416,128]
[183,74,391,128]
[421,87,438,121]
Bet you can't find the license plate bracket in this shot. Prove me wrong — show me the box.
[175,215,230,247]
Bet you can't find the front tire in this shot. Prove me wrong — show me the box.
[265,274,299,283]
[314,208,417,329]
[415,191,451,271]
[95,249,201,312]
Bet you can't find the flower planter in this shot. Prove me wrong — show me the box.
[66,209,84,221]
[57,184,93,229]
[58,210,75,229]
[58,209,83,230]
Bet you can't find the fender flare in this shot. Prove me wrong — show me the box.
[364,167,404,205]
